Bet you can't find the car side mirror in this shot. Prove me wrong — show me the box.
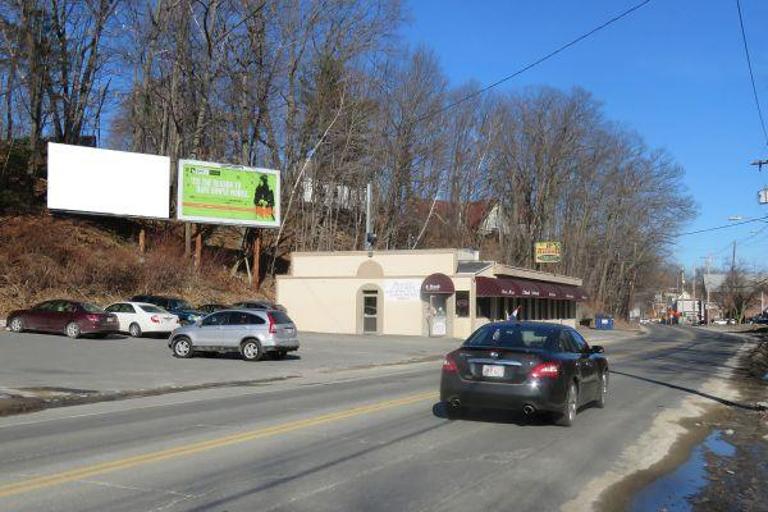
[591,345,604,354]
[195,319,202,327]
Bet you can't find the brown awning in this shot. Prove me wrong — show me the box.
[421,273,455,294]
[477,277,585,300]
[559,285,577,300]
[574,287,589,301]
[476,277,522,297]
[496,278,522,297]
[476,276,500,297]
[514,279,541,297]
[559,285,589,301]
[537,282,560,299]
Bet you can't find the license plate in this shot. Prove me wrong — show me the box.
[482,365,505,378]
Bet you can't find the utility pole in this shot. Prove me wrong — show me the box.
[364,183,376,254]
[731,241,737,273]
[701,254,714,324]
[692,265,697,324]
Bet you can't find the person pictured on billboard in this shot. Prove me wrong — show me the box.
[253,174,275,219]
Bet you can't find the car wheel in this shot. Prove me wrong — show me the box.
[8,317,24,333]
[172,337,193,358]
[595,372,608,409]
[129,323,142,338]
[556,383,578,427]
[241,339,264,361]
[66,322,81,339]
[445,403,464,420]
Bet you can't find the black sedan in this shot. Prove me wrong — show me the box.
[440,321,608,426]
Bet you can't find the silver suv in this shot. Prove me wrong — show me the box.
[168,309,299,361]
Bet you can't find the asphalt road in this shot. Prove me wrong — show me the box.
[0,325,745,512]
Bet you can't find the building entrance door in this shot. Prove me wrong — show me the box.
[362,290,378,334]
[427,294,447,337]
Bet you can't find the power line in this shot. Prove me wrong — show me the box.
[677,215,768,237]
[412,0,653,125]
[735,0,768,146]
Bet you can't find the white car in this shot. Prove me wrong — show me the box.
[104,302,180,337]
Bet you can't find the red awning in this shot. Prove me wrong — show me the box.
[537,282,560,299]
[477,277,585,300]
[496,278,521,297]
[476,276,500,297]
[559,285,588,301]
[514,279,541,297]
[421,273,455,294]
[559,285,577,300]
[574,287,589,301]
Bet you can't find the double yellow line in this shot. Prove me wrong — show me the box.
[0,391,437,499]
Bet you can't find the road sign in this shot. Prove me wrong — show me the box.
[759,187,768,205]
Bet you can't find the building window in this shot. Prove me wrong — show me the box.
[456,291,470,318]
[477,297,491,319]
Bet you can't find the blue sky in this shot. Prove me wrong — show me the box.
[400,0,768,272]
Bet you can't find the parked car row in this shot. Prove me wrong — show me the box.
[5,296,297,362]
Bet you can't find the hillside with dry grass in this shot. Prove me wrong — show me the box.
[0,215,271,317]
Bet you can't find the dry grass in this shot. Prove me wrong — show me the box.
[0,214,270,317]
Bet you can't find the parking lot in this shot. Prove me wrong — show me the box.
[0,330,462,397]
[0,327,636,402]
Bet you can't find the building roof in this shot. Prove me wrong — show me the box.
[456,261,493,274]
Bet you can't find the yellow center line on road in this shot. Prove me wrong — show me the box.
[0,391,438,500]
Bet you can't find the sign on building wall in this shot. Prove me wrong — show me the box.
[383,280,422,302]
[534,241,562,263]
[177,159,281,227]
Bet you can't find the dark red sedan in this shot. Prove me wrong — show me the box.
[7,300,120,338]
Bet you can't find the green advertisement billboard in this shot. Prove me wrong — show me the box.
[177,160,280,227]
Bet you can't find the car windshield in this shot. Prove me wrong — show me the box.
[139,305,164,313]
[173,300,193,310]
[463,324,556,350]
[81,303,103,313]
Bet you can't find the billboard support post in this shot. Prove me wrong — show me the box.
[194,232,202,269]
[185,224,192,257]
[139,229,146,254]
[252,233,261,290]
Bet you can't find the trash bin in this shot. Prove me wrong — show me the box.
[594,314,614,330]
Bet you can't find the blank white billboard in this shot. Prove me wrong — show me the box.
[47,143,170,219]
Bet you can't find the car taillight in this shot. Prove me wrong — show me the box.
[267,313,277,334]
[150,315,160,323]
[530,362,559,379]
[442,353,458,373]
[86,314,101,322]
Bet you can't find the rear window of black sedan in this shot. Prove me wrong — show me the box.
[464,324,559,350]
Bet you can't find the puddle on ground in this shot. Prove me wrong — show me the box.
[630,430,735,512]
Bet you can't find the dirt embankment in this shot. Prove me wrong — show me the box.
[0,214,271,317]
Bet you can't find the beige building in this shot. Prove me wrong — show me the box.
[276,249,587,339]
